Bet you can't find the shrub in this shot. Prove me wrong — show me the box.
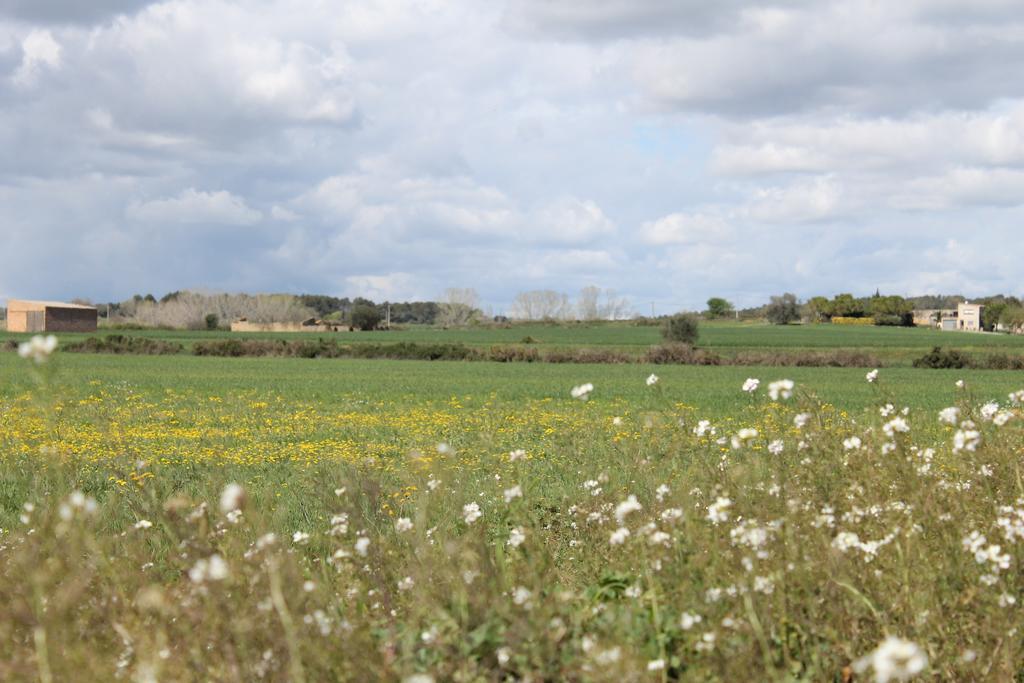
[204,313,220,330]
[350,305,382,331]
[544,348,632,364]
[731,350,882,368]
[63,335,183,355]
[832,316,875,326]
[912,346,972,369]
[643,343,722,365]
[661,314,700,344]
[980,353,1024,370]
[487,346,541,363]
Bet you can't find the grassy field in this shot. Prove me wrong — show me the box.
[5,320,1024,365]
[2,341,1024,680]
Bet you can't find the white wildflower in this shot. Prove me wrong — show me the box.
[503,485,523,503]
[731,427,758,449]
[767,379,794,400]
[354,537,370,556]
[742,378,760,393]
[511,586,533,608]
[18,335,58,363]
[397,576,415,591]
[661,508,684,524]
[395,517,413,533]
[508,449,526,462]
[938,407,959,426]
[680,612,702,630]
[507,527,526,548]
[292,531,310,544]
[462,502,482,524]
[609,527,630,545]
[980,402,1000,421]
[189,554,229,584]
[647,659,666,671]
[614,495,642,524]
[953,428,981,453]
[853,636,927,683]
[843,436,862,451]
[866,369,879,383]
[706,497,732,524]
[219,483,245,514]
[570,383,594,400]
[882,417,910,438]
[768,439,785,455]
[646,373,659,386]
[133,519,153,530]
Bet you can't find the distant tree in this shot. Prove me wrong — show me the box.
[705,297,734,320]
[204,313,219,330]
[509,290,572,321]
[830,293,863,318]
[437,288,481,327]
[765,293,801,325]
[1000,305,1024,332]
[805,296,832,322]
[576,285,632,320]
[870,295,913,326]
[662,313,700,344]
[350,305,382,331]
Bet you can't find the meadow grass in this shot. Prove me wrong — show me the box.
[2,349,1024,680]
[5,320,1024,365]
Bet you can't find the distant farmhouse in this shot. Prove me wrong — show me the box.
[230,317,348,333]
[5,299,98,333]
[954,302,984,331]
[912,302,984,331]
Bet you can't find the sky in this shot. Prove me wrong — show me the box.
[2,0,1024,314]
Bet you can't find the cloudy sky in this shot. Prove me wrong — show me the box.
[2,0,1023,313]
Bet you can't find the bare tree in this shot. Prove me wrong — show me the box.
[509,290,572,320]
[436,288,481,327]
[576,285,632,320]
[120,292,315,329]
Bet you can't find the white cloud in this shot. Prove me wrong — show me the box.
[12,29,61,86]
[344,273,423,302]
[3,0,1024,310]
[126,189,262,225]
[640,212,732,245]
[743,176,844,223]
[530,197,616,243]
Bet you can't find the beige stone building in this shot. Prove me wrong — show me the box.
[5,299,98,333]
[230,317,348,333]
[955,302,984,331]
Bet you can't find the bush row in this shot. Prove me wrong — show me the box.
[8,336,1024,370]
[63,334,184,355]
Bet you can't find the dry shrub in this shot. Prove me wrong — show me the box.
[487,346,541,362]
[543,348,632,364]
[643,343,722,365]
[732,350,882,368]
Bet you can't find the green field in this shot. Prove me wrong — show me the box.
[1,351,1022,417]
[5,320,1024,365]
[3,332,1024,680]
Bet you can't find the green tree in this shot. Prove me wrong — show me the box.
[805,296,832,322]
[661,313,700,344]
[350,305,382,331]
[765,293,801,325]
[705,297,734,320]
[830,293,863,318]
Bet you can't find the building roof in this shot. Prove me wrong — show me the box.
[7,299,98,311]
